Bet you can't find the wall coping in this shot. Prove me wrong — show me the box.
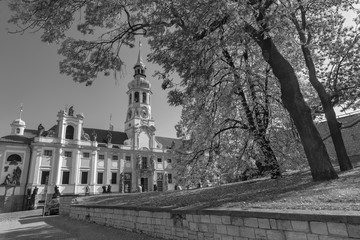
[71,204,360,224]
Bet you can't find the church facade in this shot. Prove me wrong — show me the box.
[0,50,180,212]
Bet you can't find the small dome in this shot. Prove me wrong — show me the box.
[12,118,25,126]
[128,77,151,90]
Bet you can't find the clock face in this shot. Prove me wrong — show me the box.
[141,107,148,118]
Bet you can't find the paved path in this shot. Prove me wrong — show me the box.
[0,210,160,240]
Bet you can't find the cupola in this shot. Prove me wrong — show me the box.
[10,105,26,135]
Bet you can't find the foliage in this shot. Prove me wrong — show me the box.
[7,0,360,180]
[312,10,360,111]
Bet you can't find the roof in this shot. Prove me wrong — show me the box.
[83,128,128,145]
[1,124,181,148]
[155,136,183,150]
[0,135,32,144]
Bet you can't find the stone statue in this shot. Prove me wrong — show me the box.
[30,186,39,210]
[151,156,155,170]
[85,185,90,196]
[91,131,97,141]
[12,167,21,185]
[46,129,55,137]
[107,131,112,144]
[107,184,112,193]
[81,130,90,141]
[119,173,124,193]
[68,106,74,116]
[3,174,11,185]
[32,186,39,195]
[136,155,142,169]
[37,124,44,136]
[102,185,107,193]
[53,185,60,198]
[26,188,32,210]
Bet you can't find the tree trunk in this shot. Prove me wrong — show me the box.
[300,46,353,171]
[246,25,338,180]
[222,49,282,178]
[255,136,282,178]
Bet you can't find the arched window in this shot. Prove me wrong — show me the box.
[16,128,20,134]
[7,154,21,162]
[129,94,132,104]
[65,125,74,139]
[142,92,147,104]
[134,92,139,102]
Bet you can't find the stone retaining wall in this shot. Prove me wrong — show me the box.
[59,195,80,216]
[66,204,360,240]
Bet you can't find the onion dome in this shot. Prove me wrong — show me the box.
[128,77,151,90]
[11,118,25,126]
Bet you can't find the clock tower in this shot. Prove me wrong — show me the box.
[124,44,156,149]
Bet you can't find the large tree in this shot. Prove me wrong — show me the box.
[285,1,355,171]
[8,0,360,180]
[169,44,283,179]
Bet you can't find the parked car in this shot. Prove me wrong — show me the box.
[44,198,60,216]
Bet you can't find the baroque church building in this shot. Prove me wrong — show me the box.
[0,49,181,212]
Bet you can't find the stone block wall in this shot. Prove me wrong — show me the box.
[317,113,360,165]
[66,204,360,240]
[59,195,80,216]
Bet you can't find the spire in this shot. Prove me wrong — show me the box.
[109,113,114,131]
[133,40,146,77]
[136,41,144,67]
[19,103,23,120]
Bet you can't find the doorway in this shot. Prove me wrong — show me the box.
[140,177,148,192]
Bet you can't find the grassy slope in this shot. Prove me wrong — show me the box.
[77,167,360,211]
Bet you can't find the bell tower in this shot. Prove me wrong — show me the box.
[124,43,156,149]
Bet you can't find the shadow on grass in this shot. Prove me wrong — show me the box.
[2,216,72,240]
[79,167,360,211]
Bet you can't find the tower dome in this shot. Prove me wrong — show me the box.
[10,118,26,136]
[128,78,151,90]
[12,118,25,126]
[10,105,26,135]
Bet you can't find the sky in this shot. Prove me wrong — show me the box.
[0,2,182,138]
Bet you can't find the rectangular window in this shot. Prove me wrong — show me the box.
[83,152,90,158]
[97,172,103,185]
[80,171,89,184]
[168,173,173,184]
[157,158,162,163]
[111,172,117,184]
[44,150,52,157]
[167,159,172,164]
[112,155,118,160]
[98,154,105,160]
[62,171,70,184]
[64,151,72,157]
[125,156,131,162]
[40,171,50,184]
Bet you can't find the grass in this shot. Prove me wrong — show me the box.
[77,167,360,212]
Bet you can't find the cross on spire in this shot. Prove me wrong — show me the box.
[19,103,23,120]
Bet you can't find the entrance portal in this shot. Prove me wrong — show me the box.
[140,177,148,192]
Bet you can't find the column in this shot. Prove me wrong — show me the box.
[71,150,80,187]
[89,149,97,186]
[53,148,62,186]
[27,148,42,185]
